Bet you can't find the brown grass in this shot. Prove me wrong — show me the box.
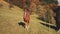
[0,1,57,34]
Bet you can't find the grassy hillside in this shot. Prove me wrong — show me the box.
[0,1,57,34]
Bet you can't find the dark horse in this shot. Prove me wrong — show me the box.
[53,6,60,31]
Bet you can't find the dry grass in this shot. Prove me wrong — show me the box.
[0,1,57,34]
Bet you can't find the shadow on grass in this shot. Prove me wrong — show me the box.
[0,3,3,7]
[18,22,25,28]
[37,17,50,23]
[39,22,58,31]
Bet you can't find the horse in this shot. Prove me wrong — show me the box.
[49,3,60,31]
[23,8,30,30]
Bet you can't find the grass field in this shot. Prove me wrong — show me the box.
[0,1,57,34]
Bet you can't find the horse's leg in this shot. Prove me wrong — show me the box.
[25,21,29,30]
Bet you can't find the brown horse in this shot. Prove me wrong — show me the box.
[23,8,30,30]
